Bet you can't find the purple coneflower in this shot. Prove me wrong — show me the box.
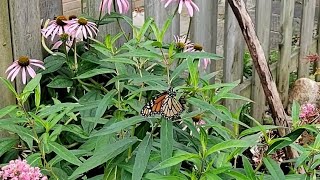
[162,0,199,17]
[67,17,98,40]
[185,43,211,70]
[41,16,69,41]
[174,35,210,70]
[52,33,74,52]
[6,56,45,84]
[174,35,192,51]
[100,0,130,14]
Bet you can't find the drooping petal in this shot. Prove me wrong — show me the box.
[26,66,36,78]
[10,66,21,82]
[21,67,27,84]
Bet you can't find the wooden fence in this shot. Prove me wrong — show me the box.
[0,0,319,123]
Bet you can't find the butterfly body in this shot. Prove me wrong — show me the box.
[141,87,184,119]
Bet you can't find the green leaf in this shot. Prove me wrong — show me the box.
[0,138,18,157]
[172,52,223,60]
[161,119,173,174]
[23,74,42,94]
[137,18,153,42]
[100,57,137,65]
[47,76,73,88]
[75,68,115,79]
[0,105,17,118]
[119,49,162,59]
[292,101,300,127]
[42,54,66,74]
[26,153,42,167]
[267,128,305,154]
[240,125,280,137]
[187,98,250,128]
[145,173,188,180]
[132,134,153,180]
[0,77,18,96]
[151,152,199,171]
[295,150,310,169]
[263,157,285,180]
[314,133,320,149]
[0,125,35,149]
[48,107,73,130]
[35,85,41,108]
[187,57,199,86]
[95,90,116,118]
[224,170,248,180]
[206,140,252,157]
[70,137,137,178]
[90,116,147,137]
[170,60,188,84]
[48,141,82,166]
[242,156,256,180]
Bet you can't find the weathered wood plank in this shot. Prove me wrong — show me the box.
[223,1,245,112]
[40,0,63,20]
[144,0,180,42]
[277,0,295,108]
[9,0,43,93]
[251,0,272,123]
[298,0,316,78]
[191,0,218,80]
[0,0,16,138]
[86,0,133,46]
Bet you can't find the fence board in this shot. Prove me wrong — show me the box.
[223,1,245,113]
[144,1,180,42]
[86,0,133,46]
[191,0,218,80]
[0,0,16,138]
[298,0,316,78]
[40,0,63,20]
[252,0,272,123]
[9,0,42,93]
[277,0,295,109]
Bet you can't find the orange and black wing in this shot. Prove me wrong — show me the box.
[141,92,168,117]
[160,96,184,119]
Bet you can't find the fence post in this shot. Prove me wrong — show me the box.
[252,0,272,123]
[86,0,133,46]
[277,0,295,108]
[191,0,218,80]
[144,1,180,42]
[223,1,245,113]
[9,0,43,93]
[40,0,63,20]
[298,0,316,78]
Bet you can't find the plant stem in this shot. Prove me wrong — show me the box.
[185,17,193,43]
[159,47,171,85]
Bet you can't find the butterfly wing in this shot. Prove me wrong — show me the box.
[160,96,184,119]
[141,92,168,117]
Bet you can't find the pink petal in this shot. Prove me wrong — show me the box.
[11,66,21,82]
[107,0,113,14]
[21,67,27,84]
[5,62,18,73]
[7,66,19,79]
[26,66,36,78]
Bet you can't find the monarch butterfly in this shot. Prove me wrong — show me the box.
[141,87,184,119]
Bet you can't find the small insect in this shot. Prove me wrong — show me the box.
[141,87,184,119]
